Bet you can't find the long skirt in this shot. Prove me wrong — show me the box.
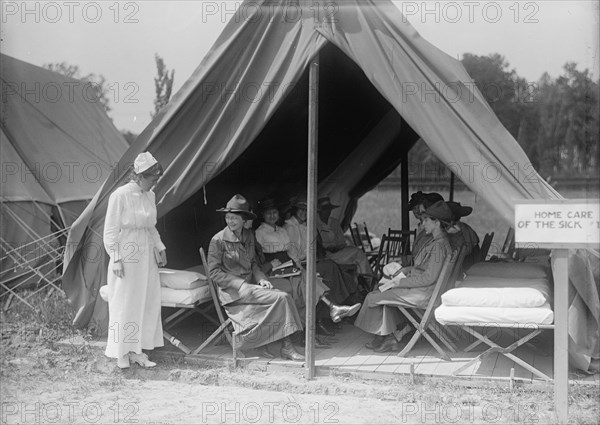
[270,274,327,325]
[224,286,302,350]
[105,229,163,359]
[317,260,353,303]
[327,246,372,275]
[354,284,433,335]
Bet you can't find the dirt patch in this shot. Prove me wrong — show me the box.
[1,292,598,424]
[2,336,599,424]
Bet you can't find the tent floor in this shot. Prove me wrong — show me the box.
[153,313,599,385]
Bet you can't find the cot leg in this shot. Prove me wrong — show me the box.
[163,330,191,354]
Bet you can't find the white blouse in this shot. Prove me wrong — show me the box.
[255,222,291,254]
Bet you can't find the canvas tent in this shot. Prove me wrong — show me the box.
[1,54,128,307]
[62,0,598,373]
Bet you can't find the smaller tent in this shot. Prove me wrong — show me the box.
[0,54,128,304]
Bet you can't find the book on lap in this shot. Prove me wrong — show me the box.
[269,260,301,278]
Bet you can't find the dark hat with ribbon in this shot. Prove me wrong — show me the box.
[408,191,444,210]
[421,200,453,225]
[257,198,281,214]
[317,196,339,211]
[446,201,473,221]
[216,194,256,220]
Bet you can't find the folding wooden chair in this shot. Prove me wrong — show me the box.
[373,232,405,280]
[193,248,238,359]
[396,246,467,361]
[488,227,515,261]
[352,222,379,271]
[387,228,416,256]
[161,248,237,358]
[501,227,515,257]
[479,232,494,262]
[349,225,363,248]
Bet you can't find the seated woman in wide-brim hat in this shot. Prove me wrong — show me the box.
[354,200,453,353]
[255,197,362,339]
[206,194,304,361]
[408,191,445,259]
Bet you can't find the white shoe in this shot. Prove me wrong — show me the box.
[117,354,130,369]
[129,352,156,368]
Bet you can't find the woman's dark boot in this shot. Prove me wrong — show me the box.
[280,337,305,361]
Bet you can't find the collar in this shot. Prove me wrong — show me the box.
[431,230,447,242]
[222,226,246,243]
[287,216,305,226]
[126,181,142,192]
[258,222,279,232]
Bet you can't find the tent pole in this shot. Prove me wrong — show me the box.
[400,148,409,234]
[305,52,319,380]
[553,249,569,423]
[449,173,455,201]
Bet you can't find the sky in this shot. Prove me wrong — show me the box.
[2,0,598,134]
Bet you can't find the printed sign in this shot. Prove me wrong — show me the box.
[515,199,600,248]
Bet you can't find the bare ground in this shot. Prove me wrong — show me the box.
[2,322,599,425]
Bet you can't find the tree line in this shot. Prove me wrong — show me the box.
[45,52,598,180]
[408,53,599,180]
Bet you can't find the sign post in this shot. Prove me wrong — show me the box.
[514,199,599,424]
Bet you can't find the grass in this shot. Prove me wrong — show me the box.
[1,269,599,423]
[353,187,599,253]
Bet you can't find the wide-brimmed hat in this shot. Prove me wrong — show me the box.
[216,194,256,220]
[408,191,444,210]
[421,200,453,224]
[317,196,339,211]
[133,152,158,174]
[446,201,473,220]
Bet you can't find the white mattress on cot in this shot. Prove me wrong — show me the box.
[435,302,554,326]
[161,286,211,305]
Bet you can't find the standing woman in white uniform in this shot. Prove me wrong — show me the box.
[103,152,167,369]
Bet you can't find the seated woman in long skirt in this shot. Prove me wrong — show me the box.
[254,198,361,338]
[316,196,373,278]
[284,195,361,315]
[354,201,453,353]
[207,194,305,361]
